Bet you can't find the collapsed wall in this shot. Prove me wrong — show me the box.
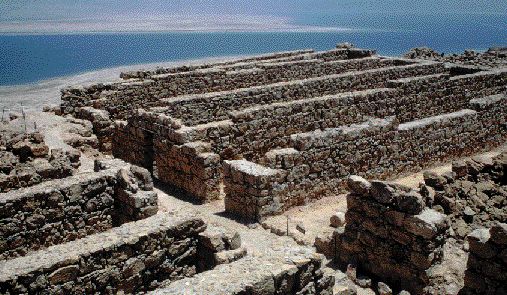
[0,131,80,193]
[423,152,507,239]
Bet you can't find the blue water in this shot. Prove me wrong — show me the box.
[0,12,506,86]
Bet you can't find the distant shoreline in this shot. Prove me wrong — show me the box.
[0,27,358,36]
[0,54,260,112]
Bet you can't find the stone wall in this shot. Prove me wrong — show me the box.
[0,214,205,294]
[149,252,334,295]
[154,140,222,202]
[337,176,450,294]
[119,49,316,79]
[78,107,114,152]
[0,159,157,260]
[223,160,286,221]
[225,95,507,219]
[113,120,154,171]
[460,223,507,295]
[158,61,443,127]
[60,48,374,120]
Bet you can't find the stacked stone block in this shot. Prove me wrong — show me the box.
[197,227,246,271]
[78,107,114,152]
[113,120,155,171]
[0,214,206,294]
[339,176,450,294]
[155,140,222,202]
[460,223,507,295]
[223,159,286,221]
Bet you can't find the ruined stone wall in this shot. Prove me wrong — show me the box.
[389,68,507,123]
[0,159,157,260]
[0,131,80,193]
[225,95,507,219]
[227,69,507,161]
[223,160,285,221]
[119,49,316,79]
[336,177,450,294]
[424,151,507,239]
[78,107,114,152]
[60,48,370,120]
[0,214,206,294]
[461,223,507,295]
[120,47,374,80]
[113,120,155,171]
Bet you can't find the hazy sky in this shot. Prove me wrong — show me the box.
[1,0,506,33]
[2,0,507,21]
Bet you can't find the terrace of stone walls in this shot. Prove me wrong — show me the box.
[57,44,507,219]
[225,92,507,220]
[113,61,506,206]
[60,47,373,120]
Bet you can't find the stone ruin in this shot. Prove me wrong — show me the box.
[0,130,80,193]
[316,151,507,294]
[1,43,507,294]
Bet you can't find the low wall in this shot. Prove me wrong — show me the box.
[335,177,450,294]
[0,214,205,294]
[460,223,507,295]
[0,159,157,260]
[120,49,316,79]
[149,252,334,295]
[225,96,507,219]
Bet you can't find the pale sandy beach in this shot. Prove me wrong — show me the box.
[0,54,261,112]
